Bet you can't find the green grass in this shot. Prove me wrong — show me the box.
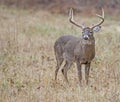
[0,6,120,102]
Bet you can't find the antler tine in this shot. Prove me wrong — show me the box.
[96,8,104,18]
[69,8,84,29]
[92,8,104,28]
[69,8,73,20]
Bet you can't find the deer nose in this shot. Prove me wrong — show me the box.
[83,35,89,40]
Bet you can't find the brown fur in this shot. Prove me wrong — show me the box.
[54,32,95,85]
[54,8,104,85]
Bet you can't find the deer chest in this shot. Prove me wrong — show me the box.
[74,44,95,62]
[82,44,95,61]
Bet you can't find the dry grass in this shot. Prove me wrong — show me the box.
[0,6,120,102]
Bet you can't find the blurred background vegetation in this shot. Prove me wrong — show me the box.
[0,0,120,15]
[0,0,120,102]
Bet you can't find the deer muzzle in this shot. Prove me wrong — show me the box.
[83,35,89,40]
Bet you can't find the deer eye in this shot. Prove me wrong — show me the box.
[82,32,84,34]
[90,31,93,34]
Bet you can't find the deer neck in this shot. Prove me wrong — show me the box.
[82,37,95,46]
[80,37,95,62]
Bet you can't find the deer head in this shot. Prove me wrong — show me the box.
[69,8,104,40]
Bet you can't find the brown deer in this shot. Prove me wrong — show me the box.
[54,8,104,85]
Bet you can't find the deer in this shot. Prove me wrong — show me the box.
[54,8,104,85]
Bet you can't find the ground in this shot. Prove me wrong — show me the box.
[0,6,120,102]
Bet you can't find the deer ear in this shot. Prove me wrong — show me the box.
[92,25,101,33]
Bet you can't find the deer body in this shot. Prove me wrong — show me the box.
[54,8,104,85]
[55,35,95,63]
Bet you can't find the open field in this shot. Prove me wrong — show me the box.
[0,7,120,102]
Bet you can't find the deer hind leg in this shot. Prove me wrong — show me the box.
[55,58,64,81]
[61,61,72,83]
[54,44,64,81]
[85,63,91,85]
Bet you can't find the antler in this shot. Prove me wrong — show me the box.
[92,8,104,28]
[69,8,84,29]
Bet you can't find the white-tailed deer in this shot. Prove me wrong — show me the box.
[54,8,104,85]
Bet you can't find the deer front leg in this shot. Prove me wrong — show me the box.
[76,61,82,85]
[85,63,91,85]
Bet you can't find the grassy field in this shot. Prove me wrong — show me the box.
[0,7,120,102]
